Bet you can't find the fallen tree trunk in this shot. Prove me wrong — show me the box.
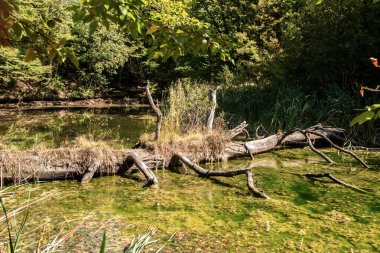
[0,124,368,195]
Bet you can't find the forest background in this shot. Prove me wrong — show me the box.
[1,0,380,144]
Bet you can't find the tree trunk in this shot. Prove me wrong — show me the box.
[207,89,217,131]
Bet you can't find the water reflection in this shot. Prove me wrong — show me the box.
[0,108,154,149]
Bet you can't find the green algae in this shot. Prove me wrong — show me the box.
[0,149,379,252]
[0,109,379,252]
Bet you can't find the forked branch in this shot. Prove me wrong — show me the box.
[304,172,368,193]
[174,153,269,199]
[305,130,369,168]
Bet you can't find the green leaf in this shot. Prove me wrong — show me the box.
[100,19,110,30]
[127,12,136,22]
[14,210,29,251]
[147,51,160,61]
[66,48,79,68]
[12,23,23,38]
[25,48,37,62]
[374,110,380,120]
[146,24,159,35]
[48,48,58,61]
[136,19,144,34]
[368,104,380,110]
[89,21,98,35]
[119,5,128,16]
[350,110,375,127]
[99,230,106,253]
[57,48,66,63]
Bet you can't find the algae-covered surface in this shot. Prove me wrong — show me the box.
[1,149,379,252]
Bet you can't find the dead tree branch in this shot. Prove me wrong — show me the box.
[146,82,163,141]
[303,132,334,164]
[174,153,269,198]
[81,161,100,183]
[225,121,249,139]
[207,89,217,131]
[304,172,368,193]
[126,152,158,188]
[305,130,369,168]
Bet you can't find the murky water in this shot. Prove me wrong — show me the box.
[0,107,155,149]
[0,109,379,252]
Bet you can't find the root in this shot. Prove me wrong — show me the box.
[173,153,269,199]
[304,172,368,193]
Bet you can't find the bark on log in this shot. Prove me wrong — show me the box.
[125,152,158,188]
[225,121,249,139]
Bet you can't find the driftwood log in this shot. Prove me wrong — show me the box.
[0,122,370,198]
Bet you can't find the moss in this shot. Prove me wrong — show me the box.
[1,149,379,252]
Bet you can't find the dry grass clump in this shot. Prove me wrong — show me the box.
[164,79,215,133]
[0,146,124,183]
[140,79,228,163]
[143,130,228,163]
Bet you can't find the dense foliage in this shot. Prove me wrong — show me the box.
[1,0,380,142]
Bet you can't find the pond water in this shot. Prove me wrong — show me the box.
[0,107,155,149]
[0,109,379,252]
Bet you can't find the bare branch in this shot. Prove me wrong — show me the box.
[303,132,334,164]
[146,82,163,141]
[305,172,368,193]
[306,130,369,168]
[207,89,217,131]
[174,153,269,199]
